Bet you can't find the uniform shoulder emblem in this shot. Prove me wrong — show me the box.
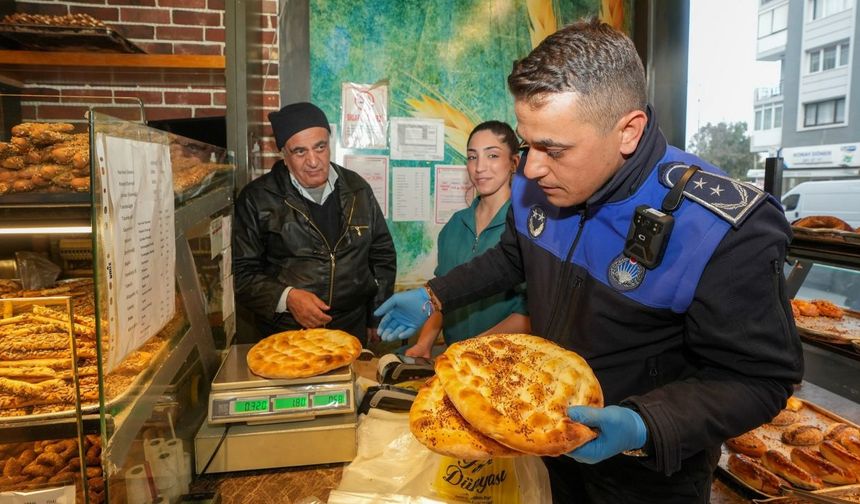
[659,162,767,227]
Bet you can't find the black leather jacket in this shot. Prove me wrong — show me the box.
[233,160,396,340]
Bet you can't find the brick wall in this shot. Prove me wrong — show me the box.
[14,0,228,124]
[12,0,281,160]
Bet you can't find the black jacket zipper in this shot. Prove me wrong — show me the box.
[545,212,588,335]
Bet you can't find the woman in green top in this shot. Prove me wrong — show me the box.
[406,121,529,358]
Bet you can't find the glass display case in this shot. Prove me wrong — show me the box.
[0,95,234,503]
[784,225,860,404]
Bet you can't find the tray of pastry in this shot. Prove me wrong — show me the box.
[791,299,860,347]
[791,215,860,248]
[718,396,860,498]
[0,13,144,53]
[753,484,860,503]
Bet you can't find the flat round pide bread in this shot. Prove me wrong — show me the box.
[435,333,603,456]
[409,376,523,459]
[246,328,361,379]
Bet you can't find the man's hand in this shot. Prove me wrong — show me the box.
[286,289,333,328]
[373,288,430,341]
[565,405,648,464]
[367,327,380,344]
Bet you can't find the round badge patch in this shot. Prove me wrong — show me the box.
[527,206,546,238]
[608,254,646,291]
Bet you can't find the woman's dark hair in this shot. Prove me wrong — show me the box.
[467,120,519,155]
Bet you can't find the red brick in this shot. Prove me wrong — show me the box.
[16,2,69,15]
[173,42,221,55]
[112,0,156,5]
[212,91,226,106]
[114,90,164,104]
[261,92,279,108]
[208,0,225,10]
[160,0,206,7]
[156,26,204,41]
[69,6,119,21]
[193,107,226,117]
[135,41,173,54]
[262,0,277,14]
[63,0,107,4]
[263,77,280,92]
[205,27,224,42]
[145,107,194,121]
[33,105,90,121]
[20,105,37,121]
[164,91,211,105]
[120,7,170,24]
[92,106,144,121]
[172,9,221,26]
[115,24,155,40]
[260,29,276,45]
[60,88,113,99]
[22,88,61,101]
[267,15,278,29]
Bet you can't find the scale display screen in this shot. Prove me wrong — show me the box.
[231,397,270,415]
[312,390,347,408]
[274,395,308,411]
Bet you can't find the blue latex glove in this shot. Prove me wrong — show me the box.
[565,405,648,464]
[373,287,431,341]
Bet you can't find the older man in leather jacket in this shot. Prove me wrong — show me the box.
[233,102,396,345]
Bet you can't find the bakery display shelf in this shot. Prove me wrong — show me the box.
[0,23,144,54]
[801,336,860,362]
[753,484,860,503]
[788,239,860,271]
[716,397,860,498]
[174,184,233,236]
[102,326,198,467]
[0,50,225,87]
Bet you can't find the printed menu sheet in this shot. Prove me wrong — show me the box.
[392,166,431,222]
[344,154,389,218]
[434,165,470,224]
[95,134,176,371]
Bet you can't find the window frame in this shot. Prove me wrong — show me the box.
[803,97,847,127]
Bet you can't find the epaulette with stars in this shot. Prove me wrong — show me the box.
[658,162,767,228]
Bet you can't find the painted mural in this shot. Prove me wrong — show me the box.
[310,0,631,288]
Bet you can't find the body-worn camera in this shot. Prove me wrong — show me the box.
[624,205,675,270]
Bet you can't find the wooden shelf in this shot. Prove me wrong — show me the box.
[0,50,225,87]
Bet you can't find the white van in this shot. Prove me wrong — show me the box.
[780,179,860,228]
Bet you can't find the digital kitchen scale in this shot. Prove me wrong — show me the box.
[195,343,358,473]
[207,343,357,424]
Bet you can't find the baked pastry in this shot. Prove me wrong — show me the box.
[792,215,854,232]
[790,299,819,317]
[840,436,860,457]
[781,424,824,446]
[434,333,602,456]
[825,423,860,443]
[246,328,361,379]
[790,447,857,484]
[819,440,860,475]
[762,449,824,490]
[769,409,800,426]
[811,299,845,319]
[727,453,782,495]
[725,432,767,458]
[785,396,803,412]
[409,376,522,459]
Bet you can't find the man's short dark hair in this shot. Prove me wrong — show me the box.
[507,18,646,133]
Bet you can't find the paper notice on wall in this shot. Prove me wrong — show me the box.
[341,81,388,149]
[209,215,230,259]
[95,134,176,372]
[390,117,445,161]
[434,165,470,224]
[344,154,389,217]
[392,167,431,222]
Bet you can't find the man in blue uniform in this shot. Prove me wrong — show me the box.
[374,19,802,503]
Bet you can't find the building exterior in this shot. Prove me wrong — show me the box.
[752,0,860,190]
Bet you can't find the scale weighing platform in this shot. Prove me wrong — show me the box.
[194,344,358,474]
